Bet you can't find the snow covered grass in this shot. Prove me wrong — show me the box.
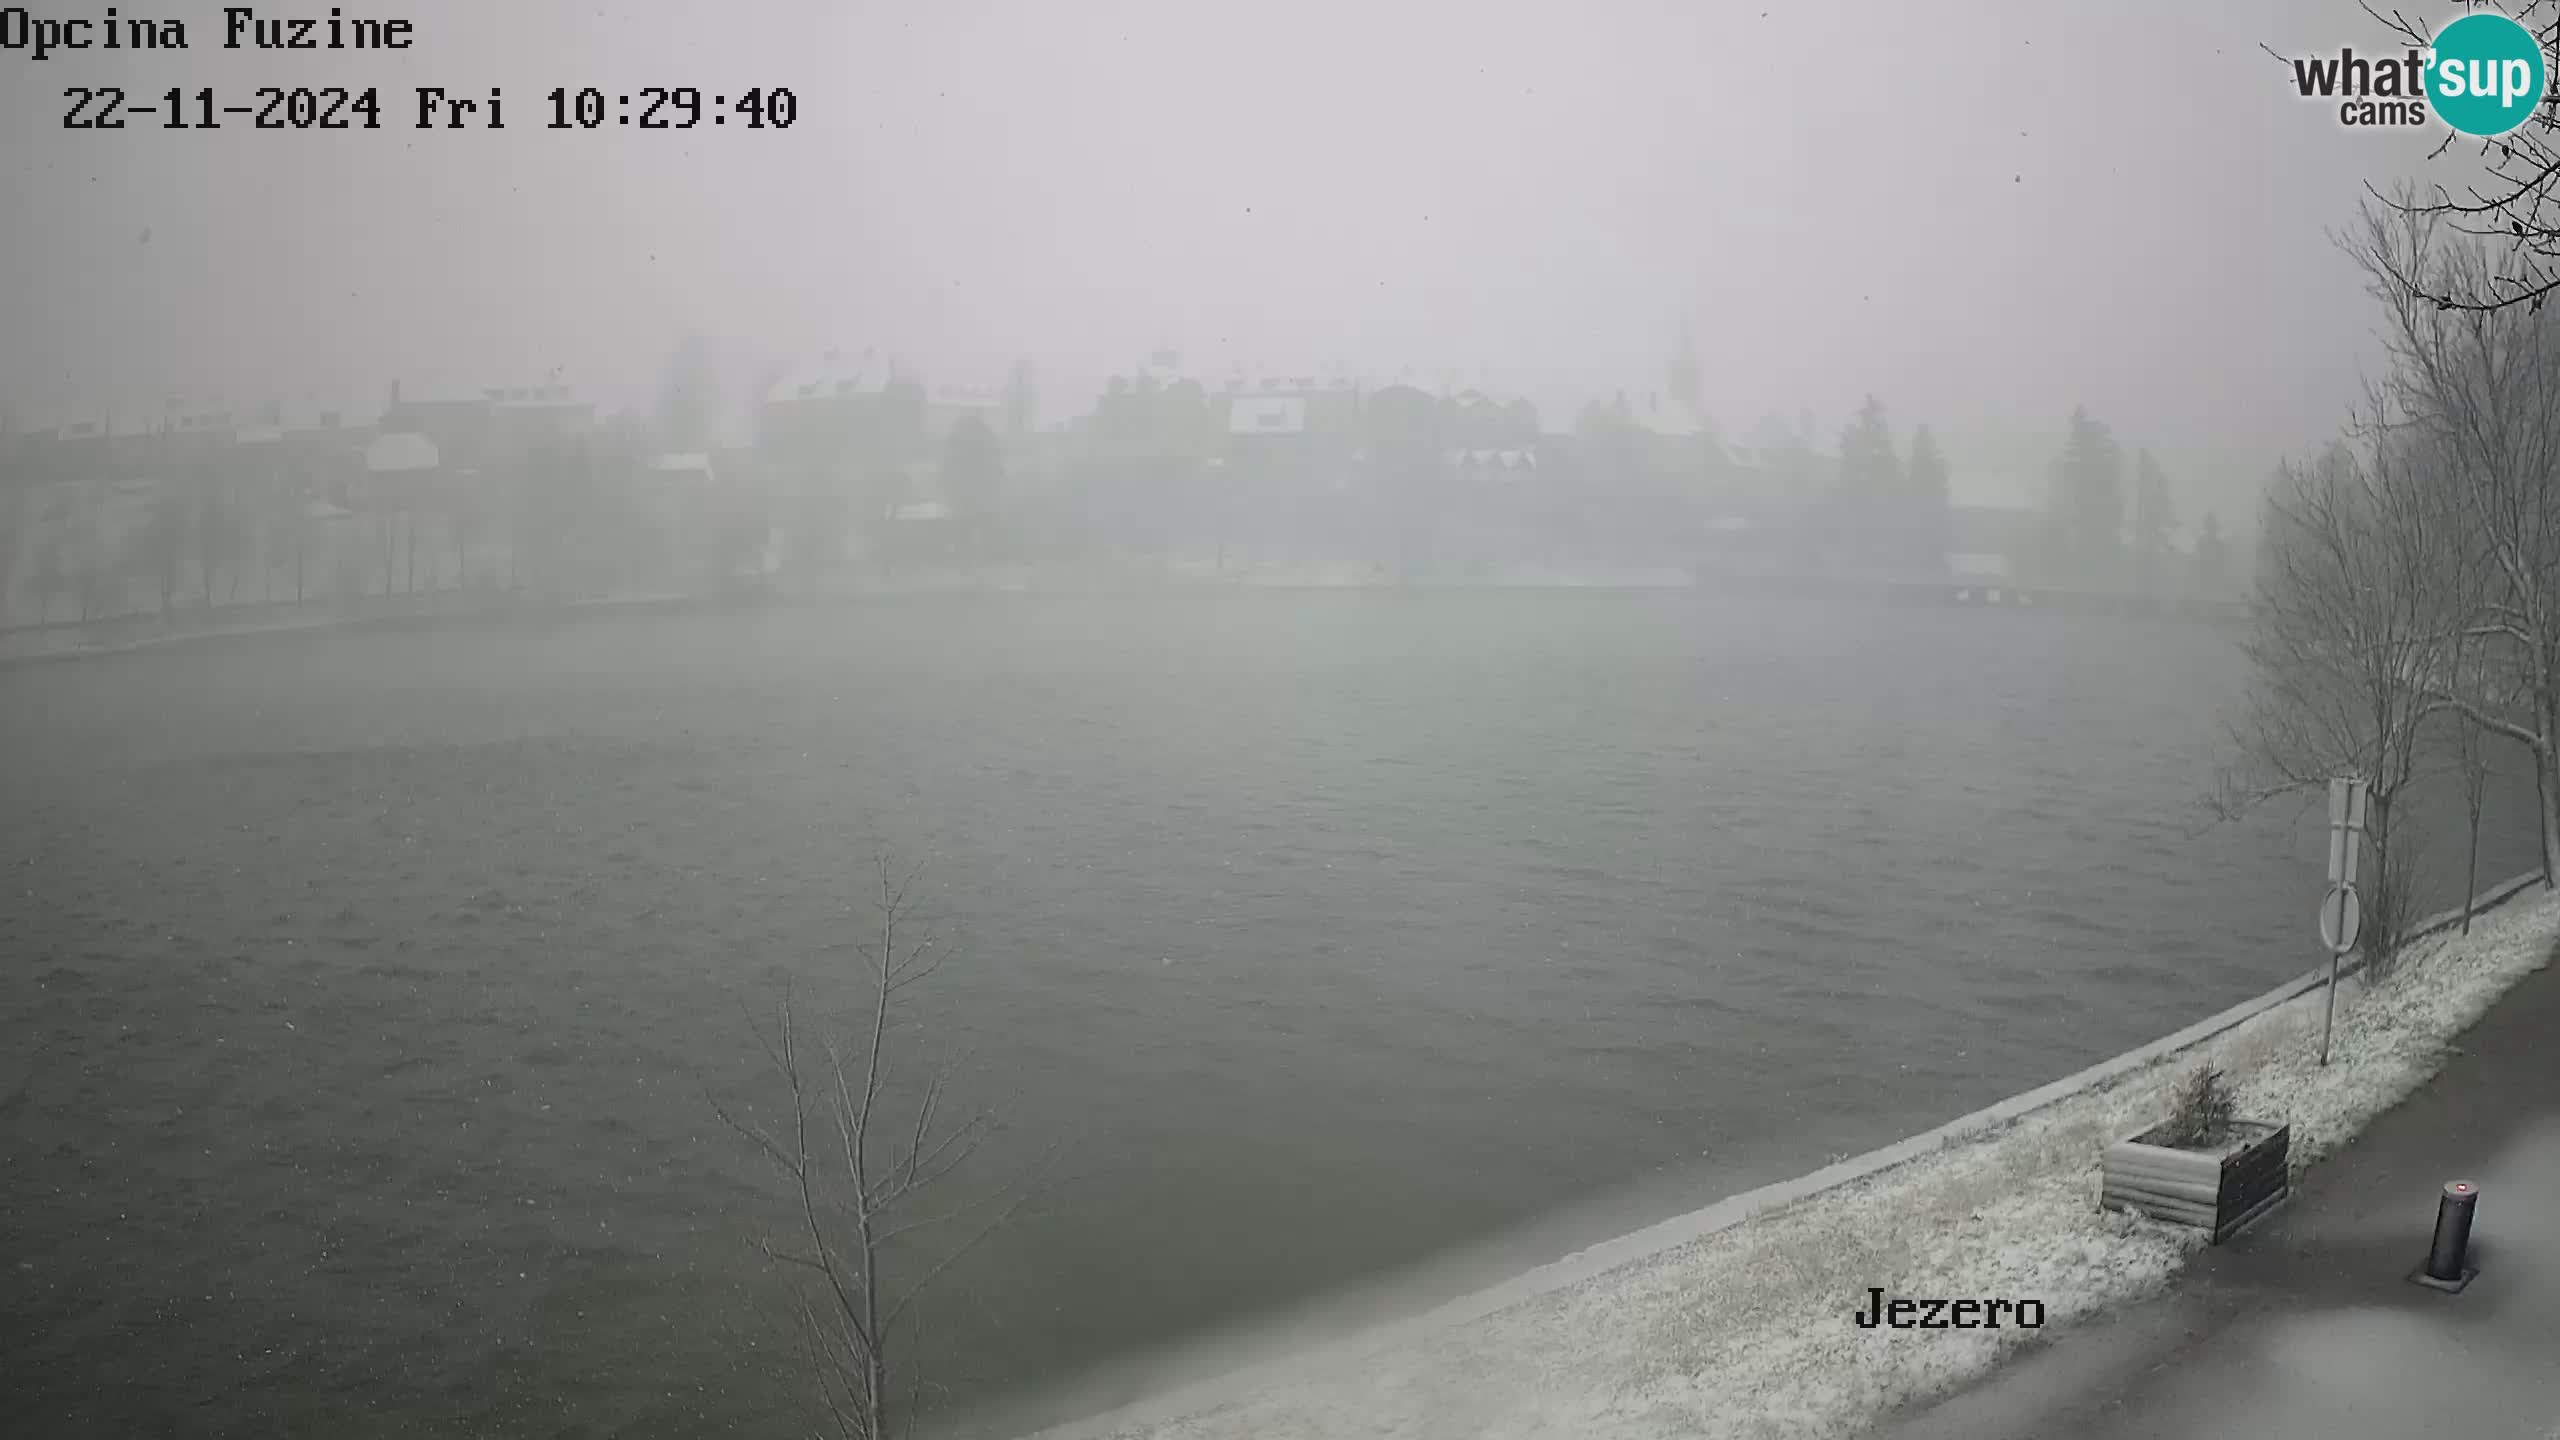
[1045,889,2560,1440]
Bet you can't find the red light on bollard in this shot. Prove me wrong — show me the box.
[2412,1180,2480,1293]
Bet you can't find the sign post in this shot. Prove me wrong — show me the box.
[2319,775,2368,1067]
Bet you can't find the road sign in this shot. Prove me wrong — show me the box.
[2319,883,2362,953]
[2319,776,2370,1070]
[2327,776,2368,886]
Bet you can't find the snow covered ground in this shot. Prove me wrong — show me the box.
[1030,887,2560,1440]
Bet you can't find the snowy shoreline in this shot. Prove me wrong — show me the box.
[1009,873,2557,1440]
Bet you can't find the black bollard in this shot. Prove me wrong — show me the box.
[2414,1180,2479,1291]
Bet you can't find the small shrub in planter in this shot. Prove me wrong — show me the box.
[2099,1066,2290,1243]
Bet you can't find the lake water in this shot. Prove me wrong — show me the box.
[0,586,2539,1438]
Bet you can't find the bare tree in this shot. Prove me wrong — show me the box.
[136,486,189,619]
[2352,202,2560,884]
[2446,632,2496,930]
[195,464,224,610]
[2364,2,2560,313]
[288,495,311,604]
[2215,420,2460,973]
[709,859,1047,1440]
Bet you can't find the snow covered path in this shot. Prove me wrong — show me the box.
[1030,885,2560,1440]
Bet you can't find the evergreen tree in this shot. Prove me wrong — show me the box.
[1905,423,1952,574]
[1003,358,1037,442]
[1573,396,1645,492]
[1368,385,1447,578]
[1750,413,1807,474]
[2131,449,2176,597]
[2053,407,2125,587]
[938,415,1005,520]
[859,378,930,533]
[1833,394,1898,566]
[1747,411,1823,571]
[2192,509,2231,601]
[1836,396,1898,504]
[1502,398,1540,444]
[939,415,1006,564]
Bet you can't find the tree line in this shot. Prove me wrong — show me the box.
[4,342,2260,626]
[2223,194,2560,970]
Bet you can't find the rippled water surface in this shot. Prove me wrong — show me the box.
[0,588,2537,1436]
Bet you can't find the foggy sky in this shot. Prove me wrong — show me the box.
[0,0,2483,513]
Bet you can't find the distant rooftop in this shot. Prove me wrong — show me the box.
[365,432,439,473]
[1443,447,1538,470]
[930,382,1003,408]
[271,392,377,432]
[387,378,492,408]
[35,399,238,442]
[1216,374,1362,396]
[1228,395,1307,436]
[765,350,889,405]
[485,382,583,409]
[648,452,717,480]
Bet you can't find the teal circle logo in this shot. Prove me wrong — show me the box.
[2429,12,2546,136]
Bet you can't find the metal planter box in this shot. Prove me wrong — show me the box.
[2099,1120,2290,1243]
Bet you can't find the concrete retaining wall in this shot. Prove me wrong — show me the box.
[1413,868,2546,1322]
[1026,866,2549,1439]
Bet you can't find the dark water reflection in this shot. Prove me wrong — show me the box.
[0,588,2537,1436]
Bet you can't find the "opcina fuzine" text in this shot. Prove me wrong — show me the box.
[1,7,419,62]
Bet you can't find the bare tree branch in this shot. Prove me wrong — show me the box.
[706,857,1042,1439]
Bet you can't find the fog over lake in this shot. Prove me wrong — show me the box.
[13,0,2558,1435]
[2,589,2534,1435]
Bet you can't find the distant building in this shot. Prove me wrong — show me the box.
[1213,375,1361,451]
[646,452,718,486]
[1442,389,1540,449]
[377,380,490,489]
[1620,389,1705,440]
[763,351,890,410]
[1227,394,1306,438]
[1210,376,1360,482]
[365,432,439,474]
[1945,503,2036,581]
[924,381,1005,446]
[484,378,594,448]
[1081,364,1214,469]
[1442,447,1538,482]
[1219,379,1356,495]
[758,350,922,505]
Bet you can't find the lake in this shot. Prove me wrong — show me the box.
[0,585,2538,1437]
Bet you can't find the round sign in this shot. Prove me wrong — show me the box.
[2319,883,2362,953]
